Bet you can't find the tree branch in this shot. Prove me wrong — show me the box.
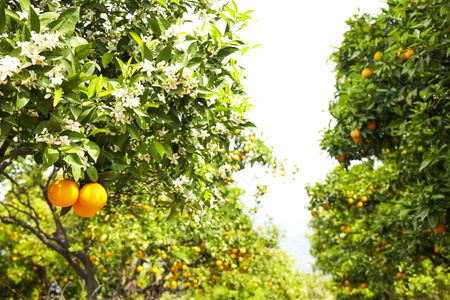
[0,147,34,174]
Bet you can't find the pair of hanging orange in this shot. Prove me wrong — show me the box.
[47,178,107,217]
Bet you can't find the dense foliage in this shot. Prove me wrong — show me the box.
[0,0,265,214]
[308,0,450,299]
[1,161,333,299]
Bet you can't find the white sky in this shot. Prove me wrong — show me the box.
[234,0,387,273]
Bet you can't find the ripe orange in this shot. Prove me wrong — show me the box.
[215,260,223,266]
[362,68,372,79]
[348,286,353,292]
[138,252,144,259]
[405,48,415,59]
[161,253,168,260]
[348,198,354,205]
[338,154,346,162]
[73,201,98,218]
[369,185,374,190]
[340,226,345,231]
[47,178,79,207]
[137,265,144,273]
[434,247,440,254]
[367,120,377,131]
[361,196,368,203]
[151,267,158,274]
[396,272,402,279]
[253,282,259,288]
[105,251,111,258]
[344,280,350,286]
[361,283,367,289]
[238,257,244,263]
[194,247,201,253]
[350,129,360,139]
[373,51,381,61]
[78,183,108,211]
[99,234,107,243]
[356,201,363,208]
[375,247,381,253]
[89,255,95,262]
[434,223,446,234]
[232,248,238,254]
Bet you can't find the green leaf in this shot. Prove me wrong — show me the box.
[53,88,62,107]
[75,43,90,60]
[48,114,62,132]
[419,157,432,171]
[148,140,161,162]
[87,78,98,98]
[0,37,13,54]
[156,44,173,63]
[16,90,30,109]
[141,43,152,60]
[63,153,84,166]
[0,1,6,34]
[127,124,141,141]
[130,32,143,47]
[28,7,40,32]
[217,47,239,60]
[19,0,30,12]
[102,52,114,68]
[84,141,100,162]
[166,206,178,221]
[153,140,165,157]
[148,108,172,124]
[48,7,80,34]
[43,146,59,169]
[163,143,173,156]
[427,215,438,229]
[72,165,81,182]
[60,206,72,217]
[86,166,98,182]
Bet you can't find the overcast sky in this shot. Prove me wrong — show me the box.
[234,0,388,273]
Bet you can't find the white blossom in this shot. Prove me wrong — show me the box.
[168,153,180,165]
[0,56,21,81]
[58,135,70,146]
[199,129,210,139]
[63,119,81,132]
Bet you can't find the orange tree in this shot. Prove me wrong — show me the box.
[0,0,260,213]
[1,161,333,300]
[308,0,450,299]
[0,0,287,297]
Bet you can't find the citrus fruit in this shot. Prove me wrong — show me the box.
[434,223,446,234]
[373,51,381,60]
[73,201,97,218]
[47,178,79,207]
[362,68,372,78]
[367,120,377,131]
[350,129,360,139]
[78,183,108,211]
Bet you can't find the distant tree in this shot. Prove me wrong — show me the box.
[308,0,450,298]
